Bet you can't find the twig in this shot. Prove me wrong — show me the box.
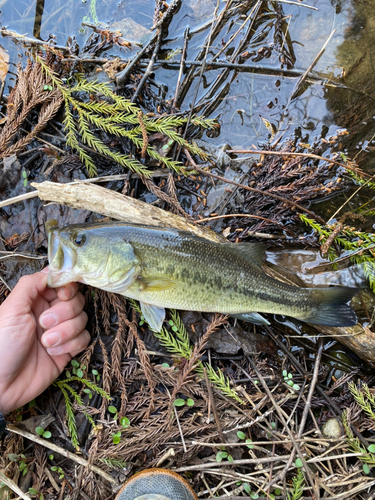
[225,149,369,177]
[291,29,336,101]
[0,470,32,500]
[273,0,318,9]
[173,27,189,109]
[174,455,291,471]
[151,0,181,30]
[6,424,116,484]
[246,356,318,498]
[131,30,163,103]
[116,31,159,86]
[0,27,69,52]
[203,367,225,443]
[173,406,187,453]
[184,148,326,224]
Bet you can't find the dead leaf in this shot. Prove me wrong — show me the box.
[0,46,9,82]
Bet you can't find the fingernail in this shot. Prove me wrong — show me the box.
[47,345,62,356]
[40,312,58,329]
[61,284,74,300]
[43,331,60,348]
[41,266,50,274]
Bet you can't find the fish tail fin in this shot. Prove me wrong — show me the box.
[301,287,358,327]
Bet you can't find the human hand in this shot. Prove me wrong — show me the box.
[0,269,90,414]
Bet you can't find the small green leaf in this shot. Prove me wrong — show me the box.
[363,463,371,474]
[29,488,39,495]
[287,380,294,387]
[43,431,52,439]
[227,454,234,463]
[282,370,287,377]
[49,454,54,460]
[173,399,186,407]
[243,483,251,494]
[22,171,27,178]
[274,488,281,495]
[295,458,303,468]
[168,320,174,326]
[35,427,45,436]
[237,431,246,440]
[92,369,98,375]
[186,399,195,407]
[76,369,83,378]
[108,406,117,414]
[161,363,170,368]
[270,422,276,430]
[113,435,121,444]
[368,444,375,453]
[8,454,19,462]
[288,373,293,379]
[71,360,80,367]
[246,439,254,449]
[120,417,130,428]
[250,493,259,499]
[216,451,228,462]
[293,384,300,391]
[172,325,178,332]
[28,399,36,408]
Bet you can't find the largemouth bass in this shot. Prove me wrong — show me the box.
[46,220,358,331]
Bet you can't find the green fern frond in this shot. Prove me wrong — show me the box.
[34,54,215,177]
[286,468,305,500]
[348,382,375,422]
[342,409,375,468]
[56,384,79,449]
[99,457,129,469]
[300,215,375,292]
[129,302,243,403]
[195,363,244,404]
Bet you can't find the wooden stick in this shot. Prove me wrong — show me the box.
[6,424,116,485]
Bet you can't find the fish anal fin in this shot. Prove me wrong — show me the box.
[228,243,267,267]
[231,312,270,325]
[140,302,165,332]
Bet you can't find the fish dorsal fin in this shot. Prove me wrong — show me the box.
[140,302,166,332]
[231,312,270,325]
[228,243,267,267]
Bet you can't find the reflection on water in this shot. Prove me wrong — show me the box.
[0,0,374,172]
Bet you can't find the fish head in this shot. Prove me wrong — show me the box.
[46,220,139,292]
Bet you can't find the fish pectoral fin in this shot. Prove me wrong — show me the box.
[227,242,268,267]
[231,312,270,325]
[138,276,178,292]
[140,302,166,332]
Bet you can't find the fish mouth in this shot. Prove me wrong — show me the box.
[46,220,77,288]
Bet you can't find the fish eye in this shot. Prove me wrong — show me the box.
[73,231,86,247]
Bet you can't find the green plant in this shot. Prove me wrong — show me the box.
[300,214,375,292]
[22,170,27,187]
[112,431,121,444]
[34,55,215,177]
[216,450,233,463]
[51,466,65,479]
[282,370,300,391]
[99,457,129,469]
[173,398,195,407]
[342,408,375,473]
[54,360,110,449]
[35,426,52,439]
[131,302,243,403]
[28,487,44,499]
[236,430,254,449]
[286,468,305,500]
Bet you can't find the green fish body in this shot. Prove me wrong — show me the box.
[46,220,358,331]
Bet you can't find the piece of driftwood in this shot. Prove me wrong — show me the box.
[30,181,375,365]
[30,181,224,242]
